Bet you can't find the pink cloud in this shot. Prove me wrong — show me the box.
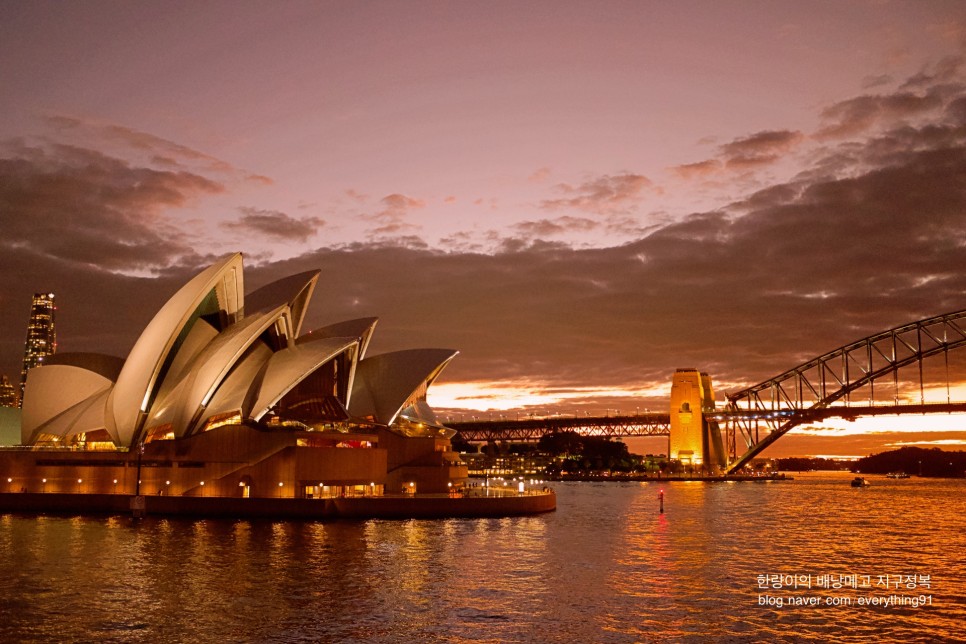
[541,173,652,214]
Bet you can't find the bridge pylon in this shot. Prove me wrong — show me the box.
[669,369,727,472]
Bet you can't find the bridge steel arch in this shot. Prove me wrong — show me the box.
[722,309,966,474]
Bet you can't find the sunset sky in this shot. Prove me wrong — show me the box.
[2,1,965,457]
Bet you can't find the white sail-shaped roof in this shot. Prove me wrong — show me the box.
[107,253,244,447]
[248,336,359,421]
[348,349,457,426]
[156,317,221,388]
[21,364,116,444]
[26,388,116,445]
[150,305,293,438]
[200,341,274,423]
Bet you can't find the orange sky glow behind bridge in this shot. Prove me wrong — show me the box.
[429,380,966,458]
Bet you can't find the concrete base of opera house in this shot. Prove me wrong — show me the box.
[0,489,556,520]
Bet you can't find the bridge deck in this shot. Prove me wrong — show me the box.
[447,414,670,442]
[448,402,966,443]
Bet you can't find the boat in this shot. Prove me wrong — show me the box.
[850,477,871,487]
[886,472,910,479]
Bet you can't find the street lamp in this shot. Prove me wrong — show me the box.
[200,481,205,497]
[42,478,47,493]
[278,481,283,497]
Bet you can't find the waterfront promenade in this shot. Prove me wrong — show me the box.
[0,485,556,520]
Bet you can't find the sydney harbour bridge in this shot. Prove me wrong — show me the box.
[446,308,966,475]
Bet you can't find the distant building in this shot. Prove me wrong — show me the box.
[19,293,56,405]
[0,375,18,408]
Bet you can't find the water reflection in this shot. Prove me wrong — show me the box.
[0,473,963,642]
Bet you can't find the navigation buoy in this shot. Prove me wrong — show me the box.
[659,489,665,514]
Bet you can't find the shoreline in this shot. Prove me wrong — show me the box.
[537,473,793,483]
[0,489,556,520]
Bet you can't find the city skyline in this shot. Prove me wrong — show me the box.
[2,1,966,457]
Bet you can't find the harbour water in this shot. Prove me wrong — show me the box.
[1,472,963,643]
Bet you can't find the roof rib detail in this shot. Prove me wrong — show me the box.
[243,270,320,337]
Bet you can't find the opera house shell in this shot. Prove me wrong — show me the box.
[3,253,476,506]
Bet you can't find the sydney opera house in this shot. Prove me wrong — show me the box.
[0,254,554,517]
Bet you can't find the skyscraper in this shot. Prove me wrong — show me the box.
[20,292,56,405]
[0,375,17,408]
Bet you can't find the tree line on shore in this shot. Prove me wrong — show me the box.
[774,447,966,477]
[455,432,966,478]
[853,446,966,477]
[455,431,664,473]
[773,457,851,472]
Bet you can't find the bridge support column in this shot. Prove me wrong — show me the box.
[669,369,726,472]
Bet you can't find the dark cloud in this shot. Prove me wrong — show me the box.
[541,173,651,214]
[816,91,947,139]
[438,230,502,253]
[44,115,273,185]
[512,216,600,238]
[511,215,650,242]
[223,207,324,242]
[898,55,964,91]
[239,130,965,401]
[0,140,222,271]
[861,74,894,89]
[235,64,966,408]
[359,193,425,237]
[816,58,964,140]
[5,114,966,411]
